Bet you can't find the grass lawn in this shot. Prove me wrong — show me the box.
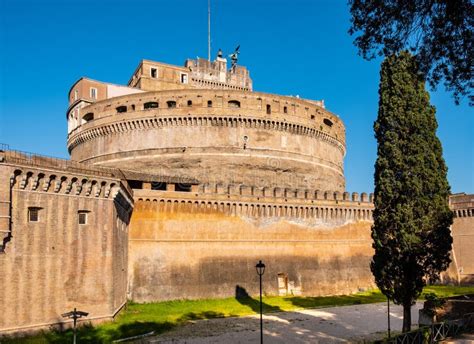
[3,285,473,343]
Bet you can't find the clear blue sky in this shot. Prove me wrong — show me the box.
[0,0,472,194]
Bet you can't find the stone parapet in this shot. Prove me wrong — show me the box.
[67,89,344,149]
[133,188,374,223]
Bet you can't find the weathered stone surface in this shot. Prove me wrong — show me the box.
[0,162,133,333]
[128,190,376,302]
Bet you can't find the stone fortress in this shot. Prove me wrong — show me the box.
[0,51,472,334]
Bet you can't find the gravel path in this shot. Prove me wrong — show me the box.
[138,302,423,343]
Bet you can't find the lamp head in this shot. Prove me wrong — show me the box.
[256,260,265,276]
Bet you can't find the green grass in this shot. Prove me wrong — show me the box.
[3,285,473,343]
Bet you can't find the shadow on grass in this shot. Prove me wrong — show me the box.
[1,317,205,344]
[287,291,386,309]
[18,322,166,343]
[179,310,227,321]
[235,285,283,314]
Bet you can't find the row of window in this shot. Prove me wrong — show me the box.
[114,101,332,126]
[114,99,238,114]
[112,101,300,114]
[80,101,334,129]
[28,207,89,225]
[150,67,188,84]
[73,88,97,102]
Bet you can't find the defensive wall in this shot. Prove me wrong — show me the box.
[444,193,474,284]
[66,89,346,192]
[0,146,471,334]
[128,186,376,302]
[0,148,133,333]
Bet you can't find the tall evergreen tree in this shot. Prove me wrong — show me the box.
[372,51,453,332]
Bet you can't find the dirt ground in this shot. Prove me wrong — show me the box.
[135,302,423,343]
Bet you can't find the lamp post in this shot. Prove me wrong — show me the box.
[255,260,266,344]
[387,296,391,339]
[61,308,89,344]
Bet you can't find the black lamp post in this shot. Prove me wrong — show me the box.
[387,296,391,338]
[255,260,266,344]
[61,308,89,344]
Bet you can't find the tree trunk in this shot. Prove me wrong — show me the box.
[402,302,412,333]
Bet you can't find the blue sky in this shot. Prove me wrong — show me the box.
[0,0,472,193]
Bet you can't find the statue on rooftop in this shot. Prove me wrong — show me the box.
[228,45,240,69]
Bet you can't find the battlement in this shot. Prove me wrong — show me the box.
[133,186,374,224]
[0,143,113,177]
[450,193,474,218]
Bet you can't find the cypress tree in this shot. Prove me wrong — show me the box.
[372,51,453,332]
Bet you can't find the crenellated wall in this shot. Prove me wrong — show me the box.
[128,188,375,302]
[0,153,133,333]
[67,89,346,192]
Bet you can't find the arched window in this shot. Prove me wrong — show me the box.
[266,104,271,114]
[187,100,193,107]
[323,118,333,127]
[283,106,288,114]
[207,100,213,107]
[167,101,177,108]
[116,106,127,113]
[228,100,241,108]
[144,101,159,109]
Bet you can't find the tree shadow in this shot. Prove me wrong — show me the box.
[179,310,227,321]
[235,285,282,313]
[287,291,385,309]
[0,309,237,344]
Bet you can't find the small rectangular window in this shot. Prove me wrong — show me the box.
[116,105,127,113]
[151,68,157,78]
[28,207,40,222]
[181,73,188,84]
[144,101,159,109]
[151,181,167,190]
[90,87,97,99]
[78,211,88,225]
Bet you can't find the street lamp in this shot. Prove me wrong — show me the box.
[61,308,89,344]
[387,296,391,338]
[255,260,266,344]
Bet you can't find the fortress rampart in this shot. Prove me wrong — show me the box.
[67,90,346,192]
[128,188,375,302]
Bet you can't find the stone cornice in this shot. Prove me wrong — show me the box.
[67,115,346,155]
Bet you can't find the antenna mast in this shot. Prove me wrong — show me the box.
[208,0,211,61]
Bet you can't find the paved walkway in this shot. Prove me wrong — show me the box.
[441,333,474,344]
[140,302,423,343]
